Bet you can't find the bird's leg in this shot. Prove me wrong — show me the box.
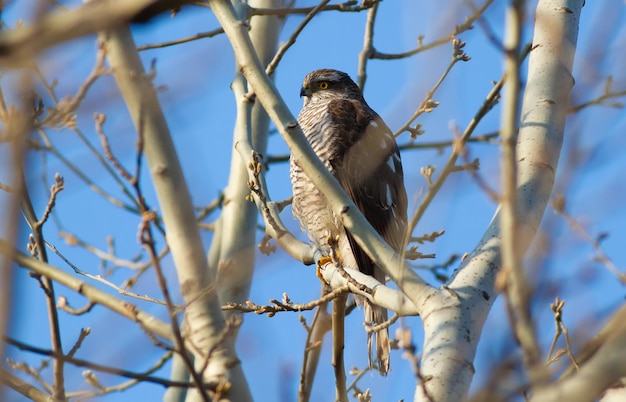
[316,258,332,284]
[316,234,342,284]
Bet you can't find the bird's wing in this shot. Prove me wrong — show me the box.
[327,99,408,279]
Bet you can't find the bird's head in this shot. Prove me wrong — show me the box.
[299,69,363,105]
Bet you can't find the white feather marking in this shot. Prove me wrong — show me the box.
[386,156,397,172]
[385,184,393,207]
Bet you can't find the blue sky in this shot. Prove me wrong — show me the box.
[2,1,626,401]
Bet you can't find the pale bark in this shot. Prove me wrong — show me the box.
[0,0,168,65]
[99,26,251,402]
[0,243,176,342]
[414,0,583,400]
[211,0,286,329]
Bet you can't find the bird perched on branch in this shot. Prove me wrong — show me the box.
[290,69,408,374]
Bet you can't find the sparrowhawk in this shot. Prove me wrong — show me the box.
[290,69,408,374]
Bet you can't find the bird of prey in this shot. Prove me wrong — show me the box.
[290,69,408,374]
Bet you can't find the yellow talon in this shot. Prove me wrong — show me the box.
[316,256,333,284]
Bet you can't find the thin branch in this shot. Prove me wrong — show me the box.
[246,0,375,16]
[406,44,523,236]
[223,286,349,316]
[101,22,248,400]
[264,131,501,165]
[298,287,332,402]
[569,76,626,113]
[356,0,379,90]
[397,326,433,402]
[94,113,134,182]
[394,37,471,138]
[0,0,173,64]
[332,293,348,402]
[57,296,96,315]
[137,27,224,51]
[265,0,331,76]
[370,0,494,61]
[38,43,109,128]
[319,263,421,316]
[20,173,66,400]
[36,173,64,227]
[0,368,49,402]
[58,231,147,271]
[4,337,208,389]
[551,193,626,284]
[499,0,544,383]
[45,240,173,306]
[0,240,177,343]
[546,297,579,369]
[32,129,140,214]
[236,142,316,265]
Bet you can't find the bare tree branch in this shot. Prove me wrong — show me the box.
[99,24,250,401]
[414,1,583,400]
[499,0,546,385]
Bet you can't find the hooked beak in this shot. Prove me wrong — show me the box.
[300,86,310,98]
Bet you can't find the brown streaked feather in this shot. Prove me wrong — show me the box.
[291,69,408,375]
[327,99,408,276]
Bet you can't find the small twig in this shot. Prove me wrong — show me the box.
[94,113,134,182]
[452,124,500,202]
[66,351,173,399]
[265,0,331,76]
[237,144,316,265]
[264,131,501,165]
[413,253,459,282]
[346,366,369,396]
[57,296,95,315]
[298,287,331,402]
[552,193,626,284]
[59,231,146,271]
[332,292,349,402]
[223,286,349,316]
[569,76,626,114]
[5,358,54,395]
[356,0,379,90]
[38,44,109,129]
[66,328,91,358]
[406,42,531,237]
[196,316,243,377]
[32,129,140,214]
[4,336,206,389]
[394,37,471,138]
[46,241,173,306]
[365,313,399,333]
[397,326,433,402]
[137,27,225,51]
[546,297,579,370]
[246,0,374,16]
[36,173,64,227]
[20,173,66,400]
[410,230,445,245]
[0,182,15,192]
[371,0,493,61]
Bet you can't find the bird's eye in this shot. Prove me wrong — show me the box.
[318,81,329,90]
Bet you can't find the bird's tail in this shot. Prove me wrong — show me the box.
[364,299,390,375]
